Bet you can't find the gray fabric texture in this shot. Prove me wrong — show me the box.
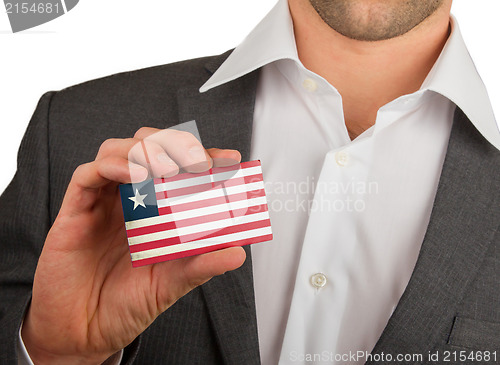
[367,108,500,365]
[0,51,499,364]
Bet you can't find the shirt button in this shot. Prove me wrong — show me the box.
[311,273,327,289]
[302,78,317,92]
[335,150,349,166]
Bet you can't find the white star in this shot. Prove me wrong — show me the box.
[128,189,148,210]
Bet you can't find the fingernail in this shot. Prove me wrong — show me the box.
[188,146,207,162]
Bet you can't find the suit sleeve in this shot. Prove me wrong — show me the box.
[0,92,54,364]
[0,92,140,364]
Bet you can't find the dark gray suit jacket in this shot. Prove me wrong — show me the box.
[1,51,499,364]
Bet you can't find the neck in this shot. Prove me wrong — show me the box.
[288,0,452,140]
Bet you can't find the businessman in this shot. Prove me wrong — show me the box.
[1,0,499,364]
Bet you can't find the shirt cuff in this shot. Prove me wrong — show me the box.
[17,319,124,365]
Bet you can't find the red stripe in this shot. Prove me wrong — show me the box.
[237,160,261,169]
[131,233,273,267]
[155,173,263,200]
[158,188,266,215]
[153,160,261,185]
[126,203,269,238]
[129,219,271,253]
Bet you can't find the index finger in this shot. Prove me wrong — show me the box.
[135,128,211,173]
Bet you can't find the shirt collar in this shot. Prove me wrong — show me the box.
[200,0,499,150]
[421,16,499,149]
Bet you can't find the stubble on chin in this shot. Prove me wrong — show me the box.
[308,0,445,41]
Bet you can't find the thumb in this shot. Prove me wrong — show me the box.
[154,247,247,311]
[182,246,247,287]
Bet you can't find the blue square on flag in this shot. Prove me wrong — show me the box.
[119,160,273,267]
[119,180,159,221]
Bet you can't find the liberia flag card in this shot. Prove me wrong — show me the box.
[119,160,273,267]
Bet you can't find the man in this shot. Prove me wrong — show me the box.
[1,0,499,364]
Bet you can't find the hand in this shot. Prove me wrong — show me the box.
[21,127,246,364]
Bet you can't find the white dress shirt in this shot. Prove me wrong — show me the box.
[19,0,499,364]
[201,0,499,364]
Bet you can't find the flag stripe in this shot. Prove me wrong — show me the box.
[126,203,268,238]
[158,188,266,215]
[154,165,262,192]
[128,211,270,245]
[125,195,267,230]
[130,226,273,262]
[155,173,263,200]
[131,234,273,267]
[129,218,271,253]
[157,181,264,207]
[153,160,261,185]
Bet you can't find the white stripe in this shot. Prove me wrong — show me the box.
[128,211,270,246]
[125,195,268,230]
[157,181,265,207]
[131,226,273,261]
[154,165,262,192]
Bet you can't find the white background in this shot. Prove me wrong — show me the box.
[0,0,499,194]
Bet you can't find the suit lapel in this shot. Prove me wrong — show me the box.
[368,108,500,363]
[176,50,257,162]
[176,55,262,364]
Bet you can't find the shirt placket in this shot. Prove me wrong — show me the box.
[278,72,375,363]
